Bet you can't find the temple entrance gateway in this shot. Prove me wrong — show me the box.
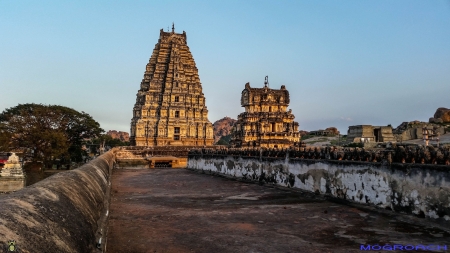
[130,25,214,147]
[147,156,180,168]
[374,128,380,142]
[154,162,171,168]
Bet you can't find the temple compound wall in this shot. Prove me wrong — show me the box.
[188,149,450,221]
[130,25,213,147]
[230,77,300,148]
[0,151,115,252]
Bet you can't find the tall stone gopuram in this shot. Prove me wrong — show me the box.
[130,25,214,146]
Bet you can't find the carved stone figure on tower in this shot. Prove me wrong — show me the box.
[130,26,214,146]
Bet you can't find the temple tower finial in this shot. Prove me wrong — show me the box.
[172,22,175,33]
[264,76,269,88]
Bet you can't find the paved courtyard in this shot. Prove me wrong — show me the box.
[106,168,449,253]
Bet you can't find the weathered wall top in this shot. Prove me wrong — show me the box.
[0,151,115,252]
[189,145,450,165]
[188,151,450,220]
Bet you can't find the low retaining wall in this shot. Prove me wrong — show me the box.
[188,156,450,220]
[0,151,115,253]
[0,177,26,192]
[115,146,200,168]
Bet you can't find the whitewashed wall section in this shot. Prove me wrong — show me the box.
[188,157,450,220]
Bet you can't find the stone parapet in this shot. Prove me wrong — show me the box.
[0,150,115,252]
[189,145,450,165]
[188,155,450,220]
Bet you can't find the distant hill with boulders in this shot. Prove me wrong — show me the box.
[213,117,236,144]
[430,107,450,123]
[299,130,309,136]
[106,130,130,142]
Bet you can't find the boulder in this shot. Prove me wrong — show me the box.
[433,107,450,123]
[429,117,443,124]
[325,127,339,135]
[299,130,309,136]
[107,130,130,142]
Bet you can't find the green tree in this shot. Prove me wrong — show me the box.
[92,134,129,149]
[216,135,232,145]
[0,103,103,168]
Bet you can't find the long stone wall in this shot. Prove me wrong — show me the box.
[188,154,450,221]
[0,151,115,253]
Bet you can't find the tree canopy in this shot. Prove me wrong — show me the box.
[90,134,130,152]
[0,103,103,167]
[216,135,232,145]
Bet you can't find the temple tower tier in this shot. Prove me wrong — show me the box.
[230,78,301,148]
[130,27,214,146]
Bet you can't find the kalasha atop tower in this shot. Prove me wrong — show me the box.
[130,25,214,146]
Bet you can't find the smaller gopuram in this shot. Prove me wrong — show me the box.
[230,77,300,148]
[0,153,26,192]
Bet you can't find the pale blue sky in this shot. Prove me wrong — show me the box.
[1,1,449,133]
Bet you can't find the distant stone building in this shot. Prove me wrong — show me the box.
[346,125,395,144]
[230,77,300,148]
[130,25,214,146]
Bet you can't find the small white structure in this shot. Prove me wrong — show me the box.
[0,153,26,192]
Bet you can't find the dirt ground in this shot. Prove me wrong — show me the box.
[106,168,450,253]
